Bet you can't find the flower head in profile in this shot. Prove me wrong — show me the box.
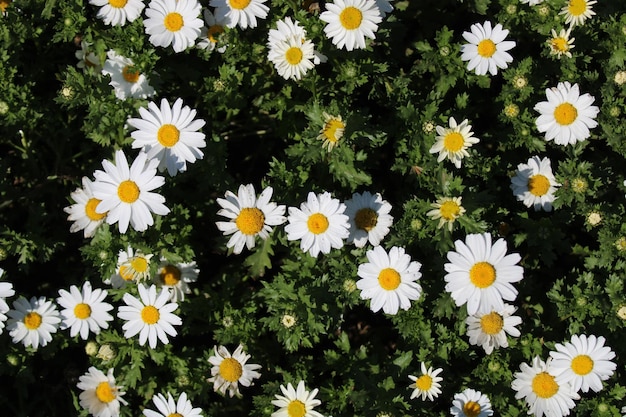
[64,177,108,238]
[210,0,269,29]
[427,196,466,231]
[317,112,346,151]
[510,156,561,212]
[207,344,262,397]
[450,388,493,417]
[548,28,575,58]
[460,21,515,76]
[88,0,145,26]
[559,0,596,27]
[271,381,324,417]
[466,304,522,354]
[0,276,15,335]
[77,367,128,417]
[144,0,204,53]
[101,50,155,100]
[344,191,393,248]
[155,258,199,302]
[7,296,61,349]
[75,41,102,72]
[197,8,228,52]
[143,392,203,417]
[57,281,114,340]
[319,0,382,51]
[429,117,480,168]
[408,362,443,401]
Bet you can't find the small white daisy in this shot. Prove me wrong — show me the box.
[460,21,515,76]
[466,304,522,355]
[356,245,422,315]
[320,0,382,51]
[197,8,228,52]
[271,381,324,417]
[510,156,561,212]
[548,28,575,58]
[549,334,617,393]
[144,0,204,53]
[267,33,316,81]
[207,344,262,397]
[64,176,108,238]
[344,191,393,248]
[450,388,493,417]
[317,112,346,152]
[75,40,102,72]
[117,284,182,349]
[57,281,114,340]
[155,258,199,302]
[6,296,61,349]
[216,184,287,254]
[210,0,269,29]
[91,150,170,234]
[426,196,466,232]
[444,232,524,315]
[284,191,350,257]
[77,367,128,417]
[143,392,203,417]
[559,0,596,27]
[519,0,544,5]
[101,50,156,100]
[107,246,154,289]
[408,362,443,401]
[534,81,599,146]
[88,0,145,26]
[429,117,480,169]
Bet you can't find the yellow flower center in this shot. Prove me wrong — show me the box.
[117,180,140,203]
[157,124,180,147]
[108,0,127,8]
[235,207,265,235]
[285,47,304,65]
[339,6,362,30]
[130,256,149,274]
[477,39,496,58]
[469,262,496,288]
[378,268,401,290]
[568,0,587,16]
[141,305,160,324]
[532,372,559,398]
[551,37,569,52]
[208,25,224,43]
[443,132,464,152]
[74,303,92,319]
[480,312,504,335]
[168,414,183,417]
[160,265,181,286]
[122,65,140,83]
[415,374,433,391]
[553,103,578,125]
[219,357,243,382]
[119,265,134,281]
[287,400,306,417]
[439,200,461,221]
[571,354,594,375]
[95,382,116,403]
[463,401,482,417]
[24,312,42,330]
[323,119,345,143]
[86,198,107,221]
[528,174,550,197]
[354,208,378,232]
[164,12,184,32]
[307,213,329,234]
[229,0,251,9]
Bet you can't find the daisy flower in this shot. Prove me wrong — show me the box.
[128,98,207,176]
[548,28,575,58]
[344,191,393,248]
[271,381,324,417]
[155,258,199,302]
[267,32,316,81]
[101,50,155,100]
[207,344,262,397]
[408,362,443,401]
[460,21,515,76]
[0,276,14,335]
[549,334,617,393]
[210,0,269,29]
[6,296,61,349]
[426,196,466,231]
[520,0,544,5]
[284,191,350,257]
[429,117,480,168]
[75,40,102,72]
[77,367,127,417]
[511,356,579,417]
[107,246,154,289]
[450,388,493,417]
[117,284,182,349]
[143,392,203,417]
[510,156,561,212]
[356,245,422,315]
[88,0,144,26]
[268,16,306,44]
[559,0,596,27]
[444,232,524,315]
[57,281,114,340]
[465,304,522,355]
[215,184,287,254]
[317,112,346,151]
[91,150,170,234]
[320,0,382,51]
[534,81,599,145]
[64,176,108,238]
[197,8,228,52]
[144,0,204,53]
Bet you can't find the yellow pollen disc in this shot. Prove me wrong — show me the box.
[130,256,149,274]
[157,124,180,148]
[164,12,184,32]
[480,312,504,335]
[354,208,378,232]
[229,0,251,9]
[24,312,42,330]
[167,414,183,417]
[551,37,569,52]
[85,198,107,221]
[219,357,243,382]
[208,25,224,43]
[339,6,363,30]
[463,401,482,417]
[108,0,128,8]
[415,375,433,390]
[532,372,559,398]
[443,132,464,152]
[160,265,181,285]
[528,174,550,197]
[439,200,460,221]
[553,102,578,125]
[568,0,587,16]
[235,207,265,235]
[477,39,497,58]
[307,213,329,234]
[95,382,116,403]
[285,47,304,65]
[117,180,140,203]
[287,400,306,417]
[378,268,401,291]
[469,262,496,288]
[119,265,134,281]
[122,65,140,83]
[74,303,92,319]
[323,119,345,143]
[141,305,160,325]
[571,354,594,375]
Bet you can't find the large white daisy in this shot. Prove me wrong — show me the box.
[207,344,262,397]
[64,176,108,238]
[465,303,522,355]
[450,388,493,417]
[101,50,156,100]
[344,191,393,248]
[77,367,128,417]
[155,258,199,302]
[510,156,561,212]
[144,0,204,53]
[429,117,480,169]
[6,296,61,349]
[408,362,443,401]
[559,0,596,27]
[88,0,145,26]
[271,381,324,417]
[460,21,515,76]
[57,281,114,340]
[210,0,269,29]
[320,0,382,51]
[143,392,203,417]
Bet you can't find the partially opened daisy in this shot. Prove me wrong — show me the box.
[284,191,350,257]
[143,392,203,417]
[197,8,228,52]
[466,304,522,355]
[101,50,155,100]
[460,21,515,76]
[91,150,169,234]
[549,334,617,393]
[271,381,324,417]
[548,28,575,59]
[144,0,204,53]
[344,191,393,248]
[317,112,346,151]
[320,0,382,51]
[77,367,127,417]
[89,0,144,26]
[6,296,61,349]
[117,284,182,349]
[155,258,199,302]
[408,362,443,401]
[128,98,207,176]
[510,156,561,212]
[450,388,493,417]
[356,245,422,315]
[64,176,108,238]
[444,232,523,315]
[216,184,286,254]
[426,196,466,231]
[534,81,599,146]
[75,40,102,72]
[207,344,262,397]
[429,117,480,168]
[559,0,596,27]
[57,281,114,340]
[210,0,269,29]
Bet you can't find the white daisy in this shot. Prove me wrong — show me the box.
[356,245,422,315]
[117,284,182,349]
[210,0,269,29]
[107,246,154,289]
[144,0,204,53]
[207,344,262,397]
[0,276,15,335]
[429,117,480,169]
[284,191,350,257]
[197,8,228,52]
[267,33,316,81]
[75,40,102,72]
[511,356,580,417]
[510,156,561,212]
[64,176,108,238]
[155,258,199,302]
[444,232,524,315]
[91,150,170,234]
[465,304,522,355]
[344,191,393,248]
[88,0,144,26]
[408,362,443,401]
[450,388,493,417]
[128,98,207,176]
[559,0,596,27]
[548,28,575,59]
[426,196,466,231]
[101,50,156,100]
[57,281,114,340]
[317,112,346,152]
[549,334,617,393]
[271,381,324,417]
[519,0,544,5]
[320,0,382,51]
[216,184,287,254]
[143,392,203,417]
[6,296,61,349]
[460,21,515,76]
[77,367,128,417]
[534,81,599,146]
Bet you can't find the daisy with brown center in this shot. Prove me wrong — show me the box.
[317,112,346,151]
[344,191,393,248]
[144,0,204,53]
[465,304,522,355]
[64,176,109,238]
[88,0,145,26]
[429,117,480,169]
[548,28,575,58]
[408,362,443,401]
[271,380,324,417]
[207,344,262,397]
[57,281,114,340]
[210,0,269,29]
[319,0,382,51]
[450,388,493,417]
[426,196,466,231]
[6,296,61,349]
[101,50,155,100]
[155,258,199,302]
[559,0,596,27]
[510,156,561,212]
[77,367,128,417]
[460,21,515,76]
